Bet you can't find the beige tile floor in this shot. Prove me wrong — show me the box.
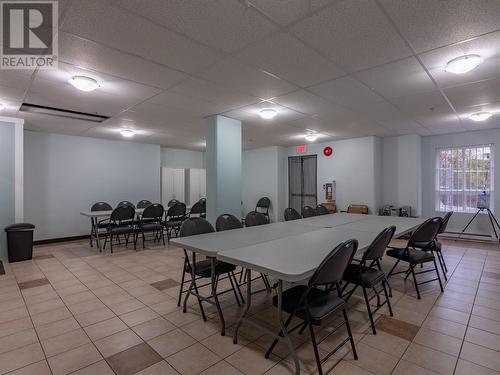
[0,238,499,375]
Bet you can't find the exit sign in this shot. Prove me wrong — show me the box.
[296,144,306,154]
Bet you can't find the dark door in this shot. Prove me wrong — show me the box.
[288,155,317,213]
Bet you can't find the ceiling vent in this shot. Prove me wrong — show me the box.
[20,103,109,123]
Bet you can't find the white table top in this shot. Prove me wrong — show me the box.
[217,228,377,282]
[80,208,145,218]
[170,221,323,257]
[333,215,426,236]
[295,212,367,228]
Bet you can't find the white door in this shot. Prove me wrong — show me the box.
[161,168,185,206]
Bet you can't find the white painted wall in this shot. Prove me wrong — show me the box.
[287,137,382,213]
[0,121,16,260]
[161,147,205,169]
[24,131,161,240]
[422,128,500,236]
[382,135,422,216]
[242,146,286,222]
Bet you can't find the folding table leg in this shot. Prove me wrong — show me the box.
[277,280,300,375]
[233,269,251,345]
[211,257,226,336]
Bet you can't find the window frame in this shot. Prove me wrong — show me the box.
[435,143,494,213]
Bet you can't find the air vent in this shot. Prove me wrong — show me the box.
[20,103,109,123]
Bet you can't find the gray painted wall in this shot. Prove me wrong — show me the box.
[0,121,15,260]
[24,131,161,240]
[161,147,205,169]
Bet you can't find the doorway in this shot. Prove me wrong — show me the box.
[288,155,317,213]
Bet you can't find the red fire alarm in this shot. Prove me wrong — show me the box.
[323,146,333,156]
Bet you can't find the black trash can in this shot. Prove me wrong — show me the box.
[5,223,35,262]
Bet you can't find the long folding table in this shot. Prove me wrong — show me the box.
[170,213,426,374]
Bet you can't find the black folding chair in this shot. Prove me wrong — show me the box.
[245,211,268,227]
[265,239,359,375]
[89,202,112,248]
[163,202,186,242]
[301,205,317,218]
[429,211,452,280]
[136,200,152,209]
[137,203,165,247]
[103,205,136,253]
[255,197,271,222]
[386,217,444,299]
[117,201,135,209]
[342,226,396,334]
[284,207,301,221]
[316,204,330,215]
[189,200,206,218]
[215,213,243,231]
[178,218,244,323]
[167,199,179,208]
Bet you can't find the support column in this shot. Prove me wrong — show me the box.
[0,116,24,260]
[206,115,242,225]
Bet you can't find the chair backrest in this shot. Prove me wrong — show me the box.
[309,239,358,286]
[408,217,443,249]
[190,200,206,216]
[347,204,368,214]
[216,214,243,231]
[284,207,301,221]
[110,205,135,223]
[256,197,271,210]
[117,201,135,209]
[316,204,330,216]
[301,205,317,218]
[166,202,186,219]
[142,203,164,220]
[439,212,453,234]
[245,211,268,227]
[137,200,152,209]
[167,199,179,207]
[91,202,112,211]
[362,226,396,261]
[180,218,215,237]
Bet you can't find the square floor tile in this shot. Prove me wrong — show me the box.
[375,315,420,341]
[147,329,196,359]
[106,343,162,375]
[47,343,102,375]
[150,279,180,291]
[18,278,50,290]
[167,343,221,375]
[95,329,143,358]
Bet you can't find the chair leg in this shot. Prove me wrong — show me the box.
[227,272,241,306]
[404,264,415,281]
[343,309,358,360]
[142,228,146,249]
[376,261,393,298]
[232,271,245,304]
[410,265,421,299]
[382,280,393,317]
[440,251,448,273]
[362,286,376,335]
[177,269,186,307]
[433,259,444,293]
[307,317,323,375]
[386,259,401,278]
[436,251,447,281]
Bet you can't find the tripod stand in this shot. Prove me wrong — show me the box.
[459,207,500,243]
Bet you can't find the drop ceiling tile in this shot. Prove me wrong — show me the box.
[444,77,500,108]
[0,70,34,91]
[248,0,335,26]
[198,57,297,99]
[110,0,278,53]
[455,103,500,129]
[420,31,500,89]
[356,57,436,99]
[390,90,451,116]
[61,0,221,73]
[58,32,188,89]
[273,90,340,116]
[414,110,465,132]
[122,102,201,129]
[0,84,27,103]
[379,0,500,53]
[291,0,412,72]
[237,32,345,87]
[36,62,162,101]
[223,101,306,123]
[146,91,224,117]
[170,77,258,112]
[20,112,97,135]
[309,76,385,112]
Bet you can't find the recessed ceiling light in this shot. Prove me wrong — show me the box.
[305,133,319,142]
[445,55,483,74]
[120,129,135,137]
[68,76,100,92]
[259,108,277,120]
[469,112,492,122]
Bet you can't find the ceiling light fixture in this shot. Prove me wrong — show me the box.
[305,133,319,142]
[120,129,135,138]
[259,108,277,120]
[68,76,100,92]
[445,55,483,74]
[469,112,492,122]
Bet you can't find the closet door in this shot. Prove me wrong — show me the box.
[173,169,185,202]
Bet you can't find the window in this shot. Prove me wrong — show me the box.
[436,144,494,213]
